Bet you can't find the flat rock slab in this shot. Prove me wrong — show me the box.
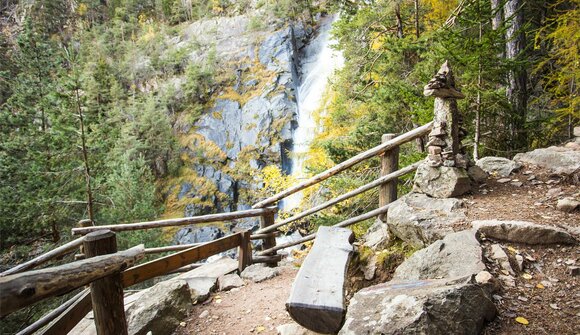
[514,147,580,176]
[339,277,496,335]
[413,163,471,198]
[393,230,485,280]
[176,255,238,281]
[387,193,467,248]
[218,273,245,291]
[241,264,280,283]
[476,156,521,177]
[472,220,576,245]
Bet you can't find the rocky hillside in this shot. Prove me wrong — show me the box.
[159,14,313,221]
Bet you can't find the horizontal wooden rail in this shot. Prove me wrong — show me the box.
[1,237,85,276]
[38,290,92,335]
[16,289,88,335]
[0,245,144,317]
[72,207,277,235]
[252,122,433,209]
[250,232,279,240]
[122,233,242,287]
[144,243,203,254]
[255,161,421,235]
[257,203,393,256]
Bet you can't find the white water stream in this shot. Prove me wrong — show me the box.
[283,16,344,210]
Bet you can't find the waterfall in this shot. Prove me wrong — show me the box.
[284,16,344,210]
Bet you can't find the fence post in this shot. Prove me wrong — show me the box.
[238,230,252,272]
[259,211,278,267]
[83,230,128,335]
[378,133,399,222]
[75,219,93,260]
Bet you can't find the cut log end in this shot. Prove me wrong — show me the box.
[286,302,345,334]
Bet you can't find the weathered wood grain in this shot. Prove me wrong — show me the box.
[254,162,420,235]
[72,207,277,235]
[252,122,432,208]
[378,133,399,221]
[0,245,144,317]
[1,237,85,276]
[37,290,92,335]
[122,233,242,287]
[84,230,128,335]
[286,226,354,334]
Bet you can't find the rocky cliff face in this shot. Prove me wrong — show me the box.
[155,13,316,232]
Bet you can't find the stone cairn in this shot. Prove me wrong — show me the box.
[412,61,472,198]
[423,61,469,169]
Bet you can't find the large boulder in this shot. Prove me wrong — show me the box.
[475,156,521,177]
[126,280,195,335]
[339,277,496,335]
[413,163,471,198]
[393,230,485,280]
[387,193,467,248]
[472,220,576,245]
[514,147,580,176]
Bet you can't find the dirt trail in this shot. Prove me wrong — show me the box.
[175,163,579,335]
[174,266,299,335]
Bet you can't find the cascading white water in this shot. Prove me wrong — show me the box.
[284,16,344,210]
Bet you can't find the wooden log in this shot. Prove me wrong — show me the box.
[259,212,278,267]
[254,162,420,235]
[166,264,204,275]
[252,122,433,209]
[144,243,203,254]
[84,230,128,335]
[72,207,277,235]
[257,203,393,256]
[286,226,354,334]
[238,231,252,272]
[0,237,85,276]
[250,232,279,240]
[122,233,242,287]
[16,289,88,335]
[0,245,144,317]
[37,290,92,335]
[378,133,399,221]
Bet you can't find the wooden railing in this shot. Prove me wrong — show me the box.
[0,123,432,335]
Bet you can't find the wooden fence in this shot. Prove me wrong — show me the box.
[0,123,433,335]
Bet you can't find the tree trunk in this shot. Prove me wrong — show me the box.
[75,86,95,222]
[414,0,420,38]
[491,0,503,30]
[504,0,528,154]
[395,3,404,38]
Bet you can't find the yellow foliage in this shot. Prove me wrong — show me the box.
[424,0,459,29]
[260,165,296,196]
[77,3,88,16]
